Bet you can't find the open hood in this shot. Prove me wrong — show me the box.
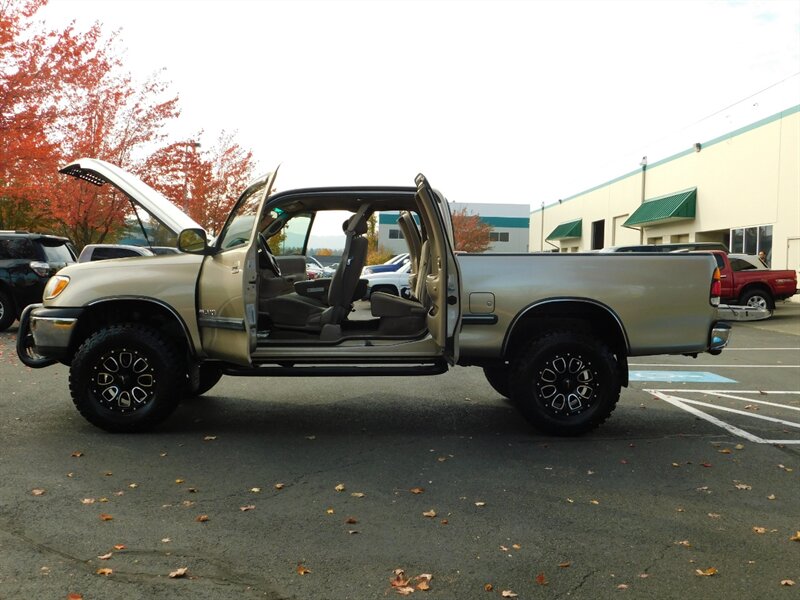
[60,158,204,236]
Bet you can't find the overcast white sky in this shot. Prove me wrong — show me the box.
[38,0,800,209]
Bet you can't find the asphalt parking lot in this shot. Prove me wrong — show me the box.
[0,305,798,599]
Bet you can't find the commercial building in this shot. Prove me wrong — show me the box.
[378,202,530,253]
[529,105,799,276]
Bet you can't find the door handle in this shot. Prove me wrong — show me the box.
[231,262,241,274]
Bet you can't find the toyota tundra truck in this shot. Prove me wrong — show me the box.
[17,159,730,436]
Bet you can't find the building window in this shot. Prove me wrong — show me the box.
[591,219,605,250]
[489,231,509,242]
[729,225,772,259]
[388,228,404,240]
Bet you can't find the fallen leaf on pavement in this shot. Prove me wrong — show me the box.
[753,527,767,534]
[695,567,718,576]
[535,572,547,586]
[484,583,493,591]
[274,483,285,490]
[390,569,410,588]
[351,492,365,498]
[707,513,721,519]
[97,552,112,560]
[195,514,209,522]
[175,479,185,484]
[240,505,255,512]
[676,540,691,547]
[781,580,795,586]
[767,494,776,500]
[410,487,425,494]
[113,544,126,550]
[99,514,113,521]
[161,538,171,543]
[169,567,188,578]
[250,487,261,493]
[326,508,335,514]
[559,561,571,568]
[335,483,346,492]
[67,594,83,600]
[423,509,437,518]
[203,435,217,441]
[345,517,358,524]
[416,573,432,591]
[475,501,486,507]
[71,451,83,458]
[31,488,45,496]
[790,531,800,542]
[590,499,600,505]
[501,591,518,598]
[734,482,752,490]
[617,584,629,590]
[395,587,414,596]
[296,564,311,575]
[81,498,95,505]
[96,568,112,576]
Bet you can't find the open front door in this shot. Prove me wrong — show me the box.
[415,174,462,365]
[197,171,278,365]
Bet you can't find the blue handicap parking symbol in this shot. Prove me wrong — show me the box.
[629,370,737,383]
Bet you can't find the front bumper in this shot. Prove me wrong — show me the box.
[16,304,83,367]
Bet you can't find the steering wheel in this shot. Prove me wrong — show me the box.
[257,232,281,277]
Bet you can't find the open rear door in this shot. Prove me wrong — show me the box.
[197,170,278,365]
[415,174,462,365]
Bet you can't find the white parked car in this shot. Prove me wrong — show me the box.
[363,262,412,299]
[78,244,180,262]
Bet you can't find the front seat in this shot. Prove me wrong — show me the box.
[264,208,370,334]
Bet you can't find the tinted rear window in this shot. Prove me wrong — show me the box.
[0,238,38,259]
[93,247,143,260]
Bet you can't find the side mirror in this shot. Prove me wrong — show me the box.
[178,228,209,254]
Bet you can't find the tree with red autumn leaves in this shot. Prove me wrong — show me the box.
[451,207,493,253]
[0,0,256,248]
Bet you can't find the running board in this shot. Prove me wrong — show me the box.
[223,361,449,377]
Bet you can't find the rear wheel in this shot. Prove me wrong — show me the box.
[739,288,774,310]
[69,324,184,432]
[509,331,620,436]
[0,290,15,331]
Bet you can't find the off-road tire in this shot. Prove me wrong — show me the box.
[509,330,621,436]
[69,324,185,432]
[0,290,15,332]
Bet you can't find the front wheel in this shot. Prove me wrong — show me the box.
[69,324,185,432]
[509,331,621,436]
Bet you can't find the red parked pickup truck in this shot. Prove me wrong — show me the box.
[703,250,797,309]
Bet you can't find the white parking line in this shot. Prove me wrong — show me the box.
[645,389,800,445]
[630,364,798,368]
[722,348,800,351]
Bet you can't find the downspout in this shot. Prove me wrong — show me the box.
[639,156,647,244]
[540,201,544,251]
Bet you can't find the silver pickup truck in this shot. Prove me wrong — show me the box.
[17,159,730,436]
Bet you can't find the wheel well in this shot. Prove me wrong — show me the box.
[502,300,629,384]
[739,284,772,299]
[69,300,193,363]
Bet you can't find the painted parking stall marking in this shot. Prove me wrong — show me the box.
[646,389,800,445]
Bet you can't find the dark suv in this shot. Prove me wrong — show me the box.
[0,232,77,331]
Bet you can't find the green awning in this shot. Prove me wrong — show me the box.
[623,188,697,228]
[546,218,582,241]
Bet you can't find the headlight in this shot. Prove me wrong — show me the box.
[44,275,70,300]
